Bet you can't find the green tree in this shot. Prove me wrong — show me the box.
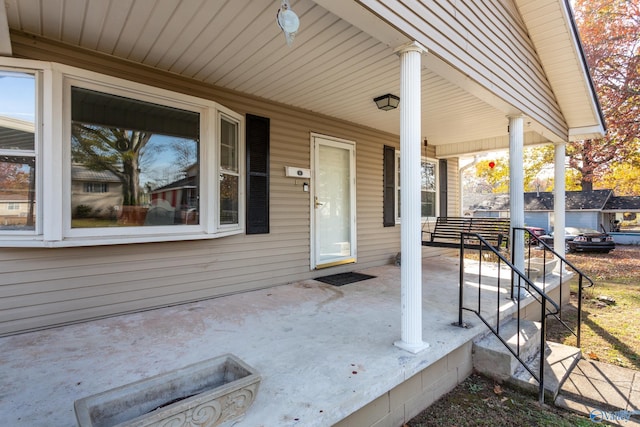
[474,156,509,194]
[71,125,152,205]
[570,0,640,191]
[0,161,31,190]
[599,144,640,195]
[0,159,36,226]
[472,147,558,194]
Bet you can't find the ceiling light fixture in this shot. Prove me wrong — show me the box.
[373,94,400,111]
[276,0,299,47]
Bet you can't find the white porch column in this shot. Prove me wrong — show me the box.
[554,142,566,259]
[508,116,525,275]
[394,42,429,354]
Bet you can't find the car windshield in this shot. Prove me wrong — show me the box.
[550,227,601,237]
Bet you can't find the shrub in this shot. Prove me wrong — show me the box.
[75,205,92,218]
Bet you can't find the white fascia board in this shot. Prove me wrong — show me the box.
[568,125,606,141]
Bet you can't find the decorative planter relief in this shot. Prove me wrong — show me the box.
[74,354,261,427]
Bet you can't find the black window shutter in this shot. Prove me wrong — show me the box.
[246,114,270,234]
[383,145,396,227]
[439,159,448,217]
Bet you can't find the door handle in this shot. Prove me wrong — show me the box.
[315,197,324,208]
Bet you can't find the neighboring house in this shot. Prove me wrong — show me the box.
[0,0,605,425]
[603,195,640,224]
[0,191,30,226]
[149,163,199,225]
[70,164,123,221]
[469,189,640,239]
[0,115,36,229]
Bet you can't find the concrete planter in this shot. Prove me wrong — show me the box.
[74,354,260,427]
[525,267,541,281]
[526,257,558,277]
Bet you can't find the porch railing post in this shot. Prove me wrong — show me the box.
[577,275,583,348]
[539,299,547,404]
[458,238,465,327]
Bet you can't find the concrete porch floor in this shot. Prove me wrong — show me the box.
[0,255,538,427]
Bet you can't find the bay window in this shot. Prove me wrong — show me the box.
[0,59,244,247]
[69,86,201,229]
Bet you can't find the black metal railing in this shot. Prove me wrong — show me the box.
[513,227,594,347]
[456,232,555,403]
[456,228,594,404]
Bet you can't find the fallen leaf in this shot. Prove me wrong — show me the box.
[587,351,600,361]
[494,384,504,395]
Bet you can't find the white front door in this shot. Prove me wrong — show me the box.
[312,135,356,269]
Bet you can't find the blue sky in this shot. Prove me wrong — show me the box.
[0,72,35,122]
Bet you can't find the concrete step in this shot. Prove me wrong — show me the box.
[555,358,640,425]
[473,319,542,381]
[510,341,582,401]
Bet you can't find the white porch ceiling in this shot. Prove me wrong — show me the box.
[4,0,550,148]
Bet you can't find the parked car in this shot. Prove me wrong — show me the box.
[525,226,546,245]
[538,227,615,253]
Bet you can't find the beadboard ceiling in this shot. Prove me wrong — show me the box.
[3,0,599,149]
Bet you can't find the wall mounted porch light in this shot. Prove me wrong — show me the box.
[276,0,300,47]
[373,94,400,111]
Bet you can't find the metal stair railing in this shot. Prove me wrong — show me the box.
[456,229,595,404]
[514,227,594,347]
[456,231,555,403]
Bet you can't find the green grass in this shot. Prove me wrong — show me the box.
[409,245,640,426]
[407,374,591,427]
[71,218,123,228]
[547,246,640,369]
[548,279,640,369]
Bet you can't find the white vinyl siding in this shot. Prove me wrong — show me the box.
[0,41,420,336]
[359,0,567,139]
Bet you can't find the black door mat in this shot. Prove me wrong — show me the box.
[314,272,377,286]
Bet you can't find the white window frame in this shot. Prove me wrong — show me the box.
[420,158,438,220]
[0,58,245,247]
[217,110,244,231]
[0,61,42,240]
[395,151,439,224]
